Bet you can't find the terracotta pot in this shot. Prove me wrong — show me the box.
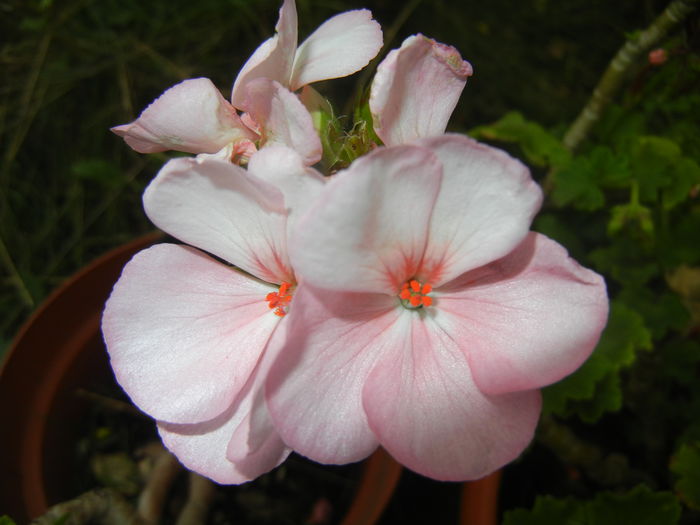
[460,470,502,525]
[0,234,402,523]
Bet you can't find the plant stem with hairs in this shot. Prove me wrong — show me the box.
[562,0,699,154]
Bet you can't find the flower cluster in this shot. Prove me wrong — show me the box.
[103,0,608,484]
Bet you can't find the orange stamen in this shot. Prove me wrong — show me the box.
[398,278,434,309]
[265,281,294,316]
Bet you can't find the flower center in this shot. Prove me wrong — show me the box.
[399,279,433,309]
[266,281,294,317]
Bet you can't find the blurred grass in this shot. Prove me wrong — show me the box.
[0,0,665,356]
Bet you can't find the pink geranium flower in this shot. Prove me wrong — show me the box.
[265,135,609,481]
[370,34,473,146]
[111,0,382,164]
[102,145,325,483]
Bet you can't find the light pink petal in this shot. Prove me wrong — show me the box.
[363,312,542,481]
[416,134,543,286]
[243,78,322,166]
[143,156,293,284]
[290,9,383,90]
[159,381,290,484]
[369,35,472,146]
[231,0,298,108]
[247,144,325,233]
[111,78,256,154]
[290,145,441,294]
[266,284,399,463]
[436,232,609,395]
[226,313,289,469]
[102,244,280,425]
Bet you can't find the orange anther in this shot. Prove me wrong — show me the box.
[265,282,295,316]
[398,278,434,309]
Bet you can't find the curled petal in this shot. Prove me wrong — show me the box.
[102,244,280,425]
[112,78,256,154]
[143,156,293,284]
[370,35,472,146]
[290,145,441,294]
[290,9,383,90]
[437,232,609,395]
[363,313,541,481]
[243,79,322,166]
[266,285,398,463]
[231,0,298,108]
[417,134,542,286]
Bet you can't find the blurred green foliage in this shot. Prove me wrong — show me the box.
[503,485,681,525]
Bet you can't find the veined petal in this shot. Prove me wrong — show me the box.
[290,145,441,294]
[247,144,326,233]
[231,0,298,108]
[243,79,322,166]
[159,378,290,484]
[143,156,293,284]
[417,134,543,286]
[226,311,290,469]
[102,244,281,425]
[112,78,256,154]
[266,284,398,463]
[436,232,609,395]
[290,9,383,90]
[363,311,541,481]
[370,35,472,146]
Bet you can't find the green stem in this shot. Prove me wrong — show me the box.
[562,0,699,153]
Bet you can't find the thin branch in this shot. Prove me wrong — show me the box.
[175,473,217,525]
[137,444,183,523]
[0,231,34,308]
[562,0,699,153]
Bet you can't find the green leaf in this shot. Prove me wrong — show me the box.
[662,157,700,210]
[565,370,622,423]
[503,485,680,525]
[0,517,18,525]
[469,111,571,168]
[589,239,658,287]
[543,302,651,419]
[671,442,700,509]
[551,157,605,211]
[617,287,689,339]
[588,146,630,188]
[503,495,580,525]
[630,136,681,203]
[585,485,680,524]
